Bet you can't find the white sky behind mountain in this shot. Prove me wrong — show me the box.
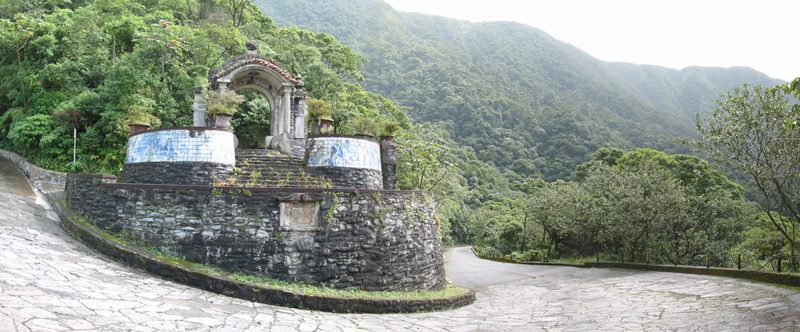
[383,0,798,81]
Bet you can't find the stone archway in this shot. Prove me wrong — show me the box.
[206,45,308,153]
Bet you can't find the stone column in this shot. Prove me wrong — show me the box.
[270,91,279,137]
[191,87,207,127]
[380,136,397,190]
[272,90,283,135]
[282,86,292,136]
[294,97,307,139]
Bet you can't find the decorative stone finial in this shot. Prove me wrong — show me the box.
[245,40,258,54]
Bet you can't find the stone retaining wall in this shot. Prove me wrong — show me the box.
[0,149,66,193]
[311,167,383,190]
[65,174,446,291]
[123,162,233,185]
[51,197,473,313]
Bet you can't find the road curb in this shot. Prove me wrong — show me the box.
[471,247,800,288]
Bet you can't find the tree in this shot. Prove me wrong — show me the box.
[219,0,252,26]
[396,125,454,191]
[696,84,800,270]
[573,147,623,180]
[0,13,43,110]
[776,77,800,127]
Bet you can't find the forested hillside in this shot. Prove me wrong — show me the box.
[0,0,409,173]
[258,0,780,180]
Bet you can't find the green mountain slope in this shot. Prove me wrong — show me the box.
[258,0,779,180]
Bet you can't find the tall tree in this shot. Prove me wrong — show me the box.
[0,13,42,110]
[696,85,800,270]
[219,0,252,26]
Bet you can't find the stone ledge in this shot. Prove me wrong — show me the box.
[584,262,800,287]
[472,248,800,288]
[96,181,433,195]
[47,196,475,313]
[470,248,587,268]
[0,149,67,193]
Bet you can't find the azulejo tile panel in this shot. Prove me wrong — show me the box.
[306,137,381,171]
[126,129,235,165]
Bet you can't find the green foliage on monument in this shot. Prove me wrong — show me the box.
[0,0,406,174]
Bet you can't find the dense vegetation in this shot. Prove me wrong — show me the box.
[0,0,408,173]
[0,0,506,248]
[258,0,779,181]
[473,147,757,267]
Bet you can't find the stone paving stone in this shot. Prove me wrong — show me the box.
[3,185,800,331]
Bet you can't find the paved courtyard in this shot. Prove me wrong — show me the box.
[2,160,800,331]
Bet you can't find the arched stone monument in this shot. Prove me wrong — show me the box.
[207,43,308,155]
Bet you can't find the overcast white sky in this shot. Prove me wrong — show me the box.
[382,0,798,81]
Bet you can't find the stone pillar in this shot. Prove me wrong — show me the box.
[282,86,292,137]
[380,136,397,190]
[272,90,283,136]
[293,77,307,140]
[191,87,207,127]
[269,92,278,137]
[294,97,307,139]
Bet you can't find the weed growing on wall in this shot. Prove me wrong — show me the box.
[323,192,341,225]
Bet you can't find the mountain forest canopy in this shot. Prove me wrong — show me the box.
[258,0,781,181]
[2,0,799,272]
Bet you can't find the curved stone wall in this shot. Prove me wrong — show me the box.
[306,136,383,189]
[0,149,66,193]
[126,128,236,164]
[124,128,235,184]
[64,174,446,291]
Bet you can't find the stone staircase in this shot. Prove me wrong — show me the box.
[234,149,329,188]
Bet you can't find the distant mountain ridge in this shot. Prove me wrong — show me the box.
[257,0,780,180]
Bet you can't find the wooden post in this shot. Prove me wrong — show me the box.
[705,253,710,268]
[737,254,741,270]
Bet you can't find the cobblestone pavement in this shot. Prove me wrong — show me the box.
[2,162,800,331]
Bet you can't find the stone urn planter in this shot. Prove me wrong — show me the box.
[211,114,233,129]
[314,117,334,135]
[128,123,149,135]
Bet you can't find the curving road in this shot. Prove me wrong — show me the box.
[2,159,800,331]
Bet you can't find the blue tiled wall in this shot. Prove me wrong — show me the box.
[126,129,235,165]
[306,137,381,171]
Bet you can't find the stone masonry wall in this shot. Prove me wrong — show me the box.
[0,149,66,193]
[123,162,234,185]
[65,174,445,291]
[311,167,383,190]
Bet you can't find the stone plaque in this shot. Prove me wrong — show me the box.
[280,202,319,231]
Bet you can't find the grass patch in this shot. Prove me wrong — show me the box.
[548,256,597,265]
[229,273,469,300]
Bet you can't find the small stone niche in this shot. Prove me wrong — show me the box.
[278,194,320,231]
